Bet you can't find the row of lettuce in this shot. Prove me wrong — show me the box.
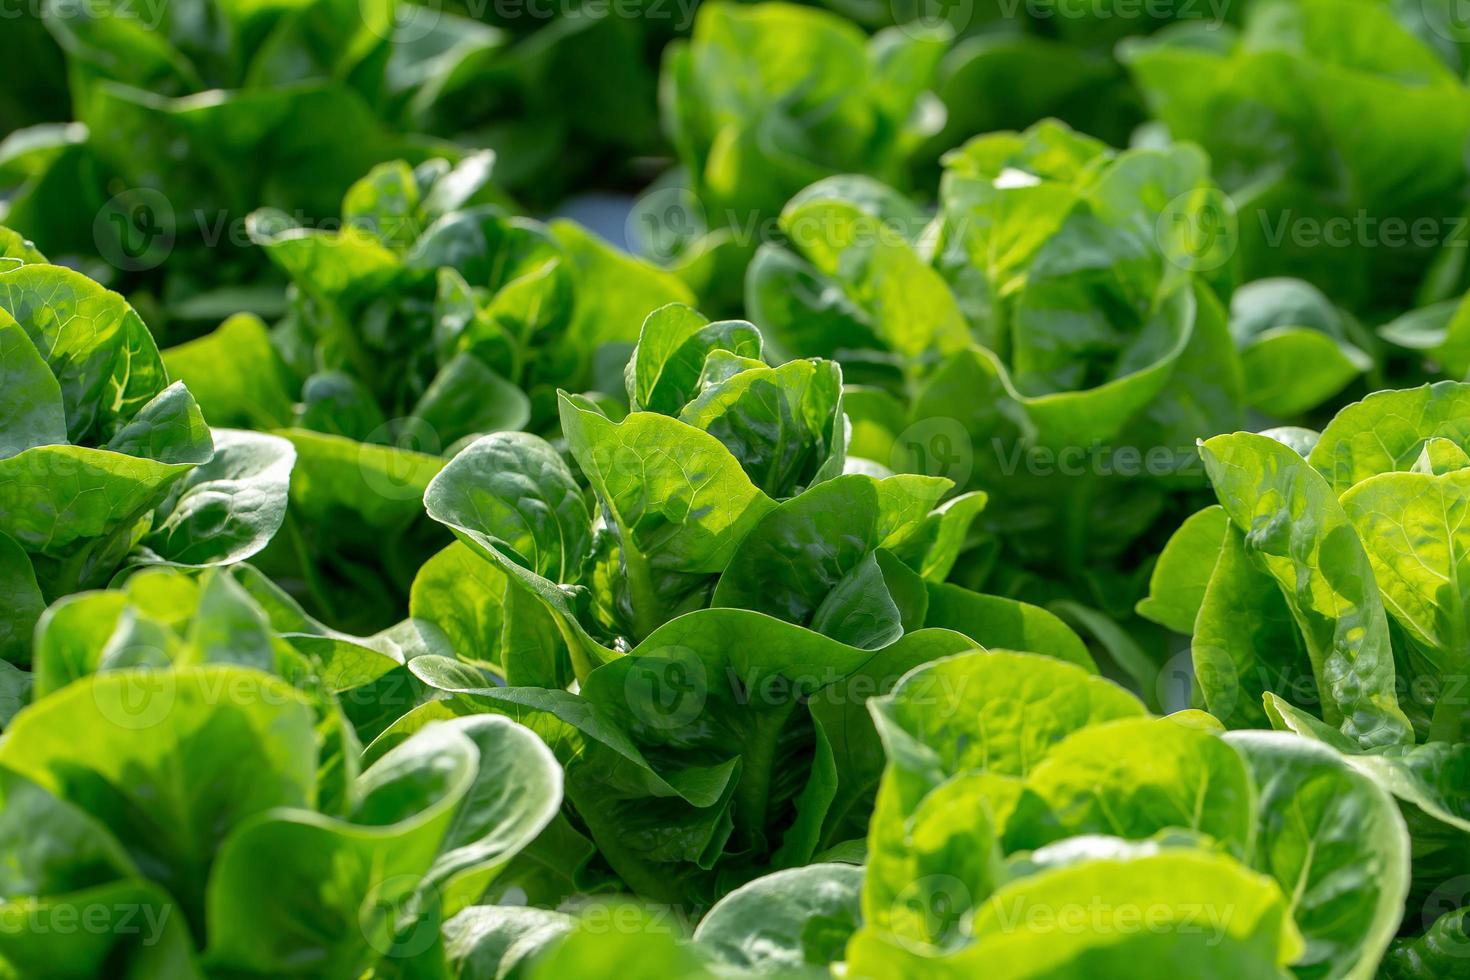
[5,0,1470,975]
[9,0,1470,332]
[2,133,1470,975]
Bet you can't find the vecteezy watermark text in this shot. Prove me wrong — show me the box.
[1256,209,1470,251]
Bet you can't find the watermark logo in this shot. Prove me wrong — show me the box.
[1419,876,1470,959]
[95,188,175,273]
[1421,0,1470,42]
[889,874,973,953]
[628,186,708,264]
[623,646,708,731]
[94,668,176,731]
[360,0,441,42]
[359,418,444,503]
[1158,187,1236,273]
[892,417,974,488]
[361,876,442,960]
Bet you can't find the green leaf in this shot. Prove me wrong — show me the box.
[424,432,589,583]
[439,905,575,980]
[341,160,422,247]
[797,630,980,860]
[390,658,741,905]
[677,356,846,498]
[526,903,712,980]
[1201,431,1412,747]
[694,863,863,977]
[560,397,776,641]
[101,382,213,466]
[870,649,1145,785]
[562,398,775,576]
[1266,695,1470,845]
[0,765,136,897]
[0,445,190,563]
[409,353,531,448]
[841,386,907,466]
[202,720,480,976]
[859,769,1006,953]
[31,591,129,697]
[162,314,297,430]
[295,372,386,444]
[778,185,969,364]
[422,431,611,679]
[249,209,403,305]
[1192,524,1315,730]
[1341,469,1470,736]
[409,541,570,688]
[0,658,31,725]
[141,429,295,568]
[1413,438,1470,475]
[0,263,168,443]
[0,880,203,979]
[712,474,949,641]
[1122,1,1470,313]
[1309,382,1470,493]
[1004,718,1254,855]
[1239,328,1371,418]
[0,532,43,665]
[805,549,926,650]
[744,244,879,362]
[184,569,277,672]
[1136,504,1229,634]
[886,491,988,584]
[920,582,1094,669]
[0,313,65,458]
[625,303,763,415]
[549,219,696,355]
[1230,278,1369,417]
[940,850,1300,977]
[1224,731,1410,980]
[0,226,47,266]
[282,428,444,531]
[581,610,937,871]
[415,715,564,917]
[1383,908,1470,980]
[0,667,318,934]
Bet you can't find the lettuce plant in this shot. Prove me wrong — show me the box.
[0,665,560,976]
[743,120,1384,656]
[0,232,292,668]
[0,557,567,976]
[1141,381,1470,963]
[419,302,999,674]
[28,560,461,738]
[3,0,668,330]
[662,2,947,228]
[392,305,1114,904]
[1121,0,1470,316]
[846,649,1408,977]
[161,157,691,633]
[1,0,458,328]
[646,1,949,305]
[742,122,1232,620]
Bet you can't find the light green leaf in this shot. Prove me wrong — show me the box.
[1201,431,1412,747]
